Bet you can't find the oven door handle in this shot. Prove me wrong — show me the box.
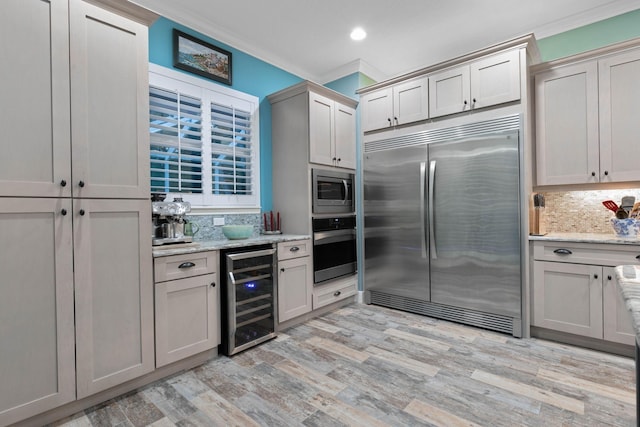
[314,229,355,245]
[226,248,276,261]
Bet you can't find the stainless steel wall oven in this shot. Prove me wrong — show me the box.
[312,216,357,283]
[220,244,277,355]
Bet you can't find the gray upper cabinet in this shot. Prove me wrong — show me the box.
[361,77,429,132]
[0,0,72,198]
[70,0,150,198]
[534,44,640,186]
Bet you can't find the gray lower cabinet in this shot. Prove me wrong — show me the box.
[74,200,154,398]
[277,240,313,323]
[532,241,636,346]
[313,275,358,310]
[0,198,76,426]
[154,252,220,367]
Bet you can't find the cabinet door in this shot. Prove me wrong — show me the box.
[361,87,393,132]
[394,77,429,126]
[309,92,335,166]
[532,261,603,339]
[70,0,150,198]
[74,199,154,398]
[429,65,470,118]
[278,257,313,323]
[599,49,640,183]
[0,0,71,198]
[602,267,635,345]
[334,103,357,169]
[535,62,599,185]
[155,273,220,367]
[0,198,75,425]
[470,49,520,109]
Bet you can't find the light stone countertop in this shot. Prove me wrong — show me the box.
[152,234,310,257]
[529,232,640,246]
[615,265,640,345]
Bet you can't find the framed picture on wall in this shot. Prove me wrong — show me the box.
[173,29,232,85]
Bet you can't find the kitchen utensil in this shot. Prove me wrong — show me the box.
[621,196,635,213]
[602,200,619,213]
[630,202,640,219]
[616,208,629,219]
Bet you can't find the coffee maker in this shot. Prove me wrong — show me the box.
[151,194,193,246]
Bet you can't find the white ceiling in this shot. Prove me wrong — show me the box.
[131,0,639,83]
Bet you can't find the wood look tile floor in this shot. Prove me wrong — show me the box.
[52,304,635,427]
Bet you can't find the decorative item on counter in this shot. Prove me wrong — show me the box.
[602,199,630,219]
[530,193,546,236]
[630,202,640,219]
[262,210,282,234]
[221,225,253,240]
[610,218,640,239]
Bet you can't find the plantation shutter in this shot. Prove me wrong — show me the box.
[210,102,253,195]
[149,85,203,193]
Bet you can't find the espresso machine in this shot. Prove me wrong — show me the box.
[151,194,193,246]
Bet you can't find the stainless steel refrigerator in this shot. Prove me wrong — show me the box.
[363,115,523,336]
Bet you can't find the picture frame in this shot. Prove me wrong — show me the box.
[173,29,232,85]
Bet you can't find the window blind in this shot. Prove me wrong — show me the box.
[149,86,203,193]
[210,102,253,195]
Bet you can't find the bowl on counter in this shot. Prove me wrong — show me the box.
[222,225,254,240]
[610,218,640,238]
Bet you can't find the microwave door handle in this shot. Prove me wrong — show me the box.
[342,179,348,205]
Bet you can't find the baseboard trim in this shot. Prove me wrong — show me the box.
[531,326,634,358]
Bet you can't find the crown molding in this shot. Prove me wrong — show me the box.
[318,59,387,85]
[533,0,640,39]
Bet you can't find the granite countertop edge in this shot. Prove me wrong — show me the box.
[152,234,310,257]
[615,265,640,345]
[529,232,640,245]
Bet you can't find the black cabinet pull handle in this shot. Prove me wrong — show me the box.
[61,209,67,216]
[79,209,85,216]
[607,275,612,280]
[334,291,341,297]
[210,282,216,287]
[553,248,572,255]
[290,246,300,252]
[78,180,85,187]
[594,274,599,279]
[60,179,67,187]
[178,262,195,269]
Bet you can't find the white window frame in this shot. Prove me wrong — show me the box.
[149,63,260,212]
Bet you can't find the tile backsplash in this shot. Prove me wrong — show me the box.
[540,189,640,234]
[184,213,261,241]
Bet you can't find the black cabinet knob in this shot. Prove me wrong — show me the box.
[463,100,468,105]
[61,209,67,216]
[334,291,341,297]
[604,171,609,176]
[210,282,216,287]
[594,274,598,279]
[79,209,85,216]
[607,275,612,281]
[60,179,67,187]
[591,171,596,177]
[78,180,85,187]
[472,98,477,103]
[337,158,341,162]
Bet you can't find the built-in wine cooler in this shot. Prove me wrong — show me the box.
[220,244,277,356]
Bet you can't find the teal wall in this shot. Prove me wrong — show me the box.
[148,18,303,211]
[538,9,640,61]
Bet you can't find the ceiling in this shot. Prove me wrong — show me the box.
[131,0,639,83]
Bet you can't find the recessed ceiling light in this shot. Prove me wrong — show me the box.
[350,27,366,41]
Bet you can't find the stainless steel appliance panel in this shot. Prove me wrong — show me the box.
[363,145,430,301]
[312,169,355,214]
[312,216,357,283]
[428,131,521,318]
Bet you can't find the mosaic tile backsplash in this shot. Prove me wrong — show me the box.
[184,213,261,241]
[540,189,640,234]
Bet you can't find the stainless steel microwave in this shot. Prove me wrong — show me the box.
[312,169,355,214]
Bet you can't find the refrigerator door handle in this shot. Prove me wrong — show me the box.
[429,160,437,259]
[420,162,427,258]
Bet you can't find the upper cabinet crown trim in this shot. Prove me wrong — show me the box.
[357,33,539,95]
[82,0,159,26]
[268,80,358,108]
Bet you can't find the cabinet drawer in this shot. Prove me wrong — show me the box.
[313,275,357,309]
[154,251,218,282]
[278,239,311,261]
[532,241,640,266]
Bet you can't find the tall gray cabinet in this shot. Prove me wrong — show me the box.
[0,1,154,425]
